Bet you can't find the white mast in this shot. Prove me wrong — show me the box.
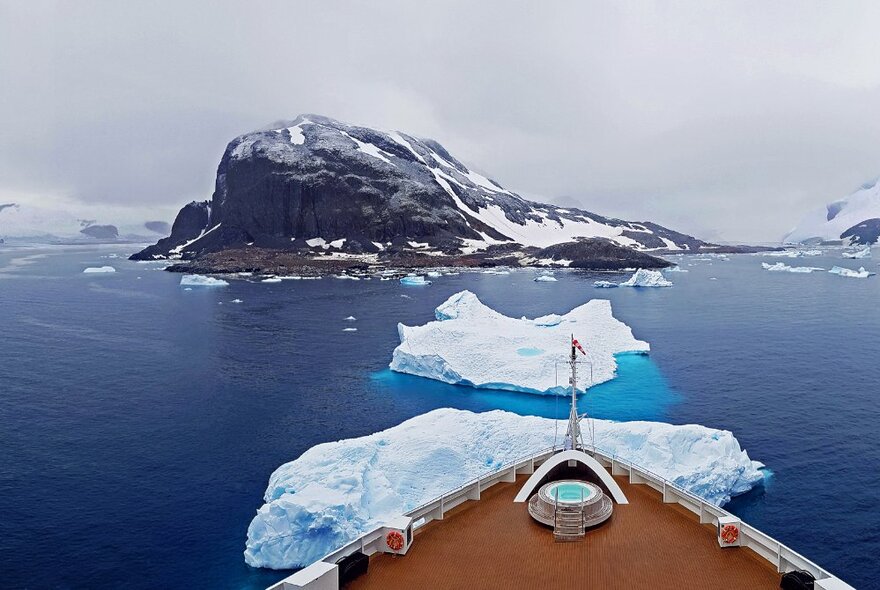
[564,335,584,451]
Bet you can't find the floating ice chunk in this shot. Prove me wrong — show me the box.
[620,269,672,288]
[231,299,243,304]
[261,277,282,283]
[244,408,766,570]
[180,274,228,287]
[829,266,874,278]
[663,266,688,272]
[342,327,357,332]
[593,280,618,288]
[843,247,871,259]
[83,266,116,273]
[534,275,557,282]
[334,275,360,280]
[344,316,357,321]
[762,249,822,258]
[426,271,442,278]
[400,275,431,286]
[481,269,510,275]
[391,290,648,394]
[761,262,823,273]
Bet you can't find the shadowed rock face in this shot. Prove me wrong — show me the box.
[144,221,171,235]
[131,114,715,268]
[841,218,880,246]
[80,224,118,239]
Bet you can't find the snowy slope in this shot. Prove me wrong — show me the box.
[390,290,649,394]
[785,179,880,244]
[243,408,765,569]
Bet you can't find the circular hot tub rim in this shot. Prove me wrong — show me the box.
[537,479,603,507]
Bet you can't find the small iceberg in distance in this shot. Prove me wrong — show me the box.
[244,408,766,570]
[593,280,619,288]
[534,274,557,282]
[761,262,823,273]
[842,247,871,259]
[261,276,282,283]
[391,290,648,394]
[663,265,688,272]
[620,269,672,287]
[829,266,874,278]
[400,275,431,286]
[83,266,116,273]
[179,274,229,287]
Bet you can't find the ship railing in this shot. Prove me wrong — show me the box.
[268,443,852,589]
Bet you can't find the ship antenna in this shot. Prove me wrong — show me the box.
[565,334,584,451]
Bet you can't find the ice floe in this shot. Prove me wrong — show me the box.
[829,266,874,278]
[534,275,557,282]
[400,275,431,286]
[761,249,823,258]
[761,262,824,273]
[179,274,229,287]
[244,408,765,569]
[82,266,116,273]
[593,280,618,288]
[261,277,282,283]
[620,269,672,288]
[342,327,357,332]
[391,290,648,394]
[663,265,688,272]
[843,247,871,259]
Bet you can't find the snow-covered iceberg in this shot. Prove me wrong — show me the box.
[390,290,648,395]
[244,408,765,570]
[82,266,116,273]
[620,268,673,287]
[534,275,557,282]
[179,274,229,287]
[593,280,618,288]
[843,247,871,259]
[400,275,431,286]
[761,262,823,273]
[828,266,874,278]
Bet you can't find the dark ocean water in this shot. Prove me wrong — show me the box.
[1,245,878,589]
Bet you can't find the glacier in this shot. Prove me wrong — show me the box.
[243,408,765,570]
[179,274,229,287]
[390,290,649,395]
[620,268,673,287]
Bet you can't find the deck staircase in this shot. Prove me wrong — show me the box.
[553,505,585,542]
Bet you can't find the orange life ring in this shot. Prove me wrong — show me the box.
[386,530,405,552]
[720,523,739,545]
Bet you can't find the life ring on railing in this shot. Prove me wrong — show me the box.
[386,530,405,552]
[720,523,739,545]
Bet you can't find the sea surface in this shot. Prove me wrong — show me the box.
[1,245,878,589]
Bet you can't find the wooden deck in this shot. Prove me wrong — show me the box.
[347,474,779,590]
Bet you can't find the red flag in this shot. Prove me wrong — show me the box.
[572,338,586,355]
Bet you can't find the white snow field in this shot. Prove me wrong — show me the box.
[828,266,874,278]
[179,274,229,287]
[761,262,824,273]
[82,266,116,273]
[243,408,765,569]
[390,290,648,395]
[785,178,880,243]
[620,269,673,287]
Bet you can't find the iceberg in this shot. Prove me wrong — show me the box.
[261,277,282,283]
[593,280,619,288]
[390,290,648,394]
[534,275,557,282]
[761,262,823,273]
[400,275,431,286]
[663,265,688,272]
[843,247,871,259]
[761,249,823,258]
[426,271,442,278]
[342,327,357,332]
[82,266,116,273]
[620,269,673,288]
[244,408,765,570]
[179,274,229,287]
[828,266,874,278]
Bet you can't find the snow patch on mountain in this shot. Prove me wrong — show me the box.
[786,179,880,244]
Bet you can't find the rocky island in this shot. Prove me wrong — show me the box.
[132,115,756,275]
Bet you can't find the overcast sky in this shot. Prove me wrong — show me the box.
[2,1,880,242]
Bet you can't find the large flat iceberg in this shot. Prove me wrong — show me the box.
[179,274,229,287]
[390,290,649,394]
[761,262,823,273]
[244,408,765,569]
[828,266,874,278]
